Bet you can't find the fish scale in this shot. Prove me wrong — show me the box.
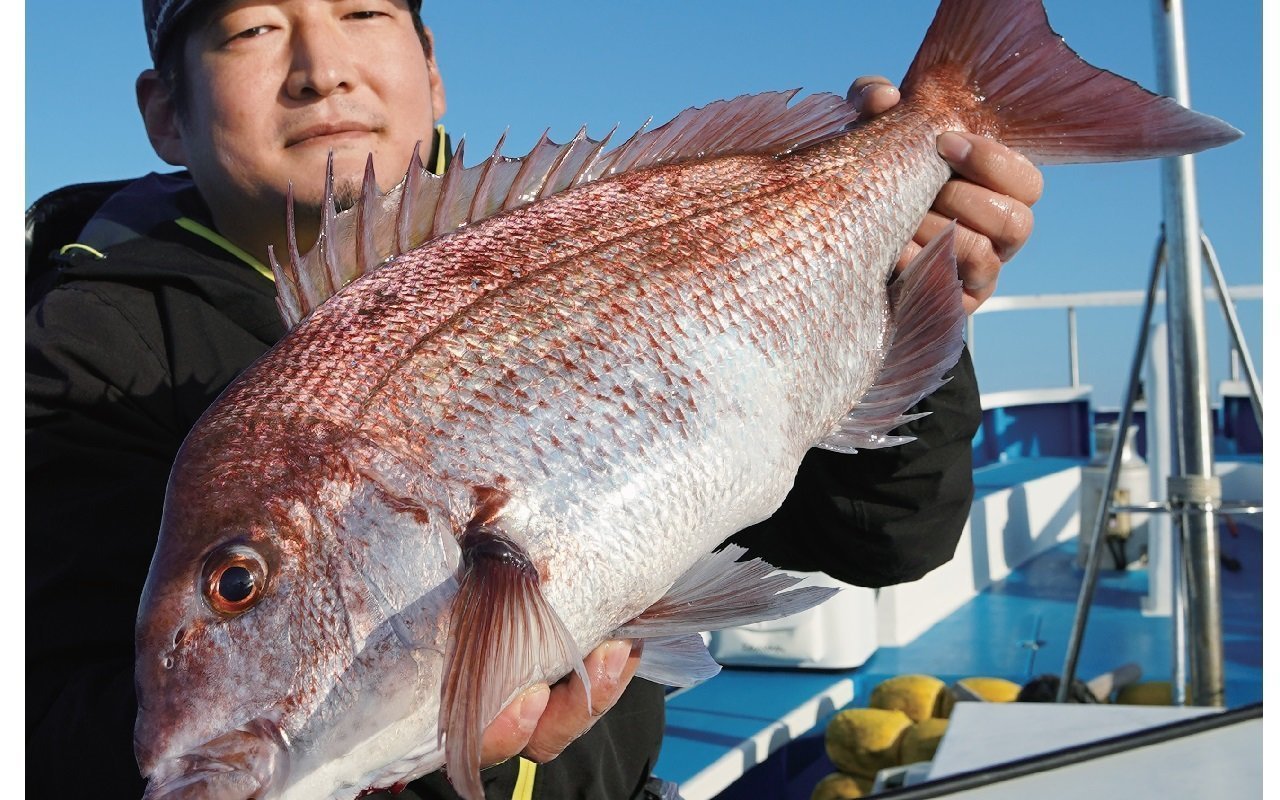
[133,2,1241,798]
[342,130,945,655]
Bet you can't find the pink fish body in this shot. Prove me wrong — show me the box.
[133,1,1237,798]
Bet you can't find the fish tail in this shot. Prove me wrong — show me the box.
[900,0,1240,164]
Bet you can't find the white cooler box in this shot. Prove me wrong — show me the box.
[707,572,878,669]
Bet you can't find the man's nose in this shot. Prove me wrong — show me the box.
[285,20,356,99]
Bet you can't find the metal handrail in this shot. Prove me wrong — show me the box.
[966,283,1262,392]
[971,284,1263,314]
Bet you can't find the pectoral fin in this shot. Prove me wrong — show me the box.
[440,524,587,800]
[818,223,964,453]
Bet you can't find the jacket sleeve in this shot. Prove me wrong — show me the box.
[26,284,182,799]
[728,347,980,588]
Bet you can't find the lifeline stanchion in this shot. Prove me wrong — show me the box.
[1056,237,1166,704]
[1200,233,1262,432]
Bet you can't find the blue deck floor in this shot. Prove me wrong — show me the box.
[656,520,1263,799]
[864,524,1263,704]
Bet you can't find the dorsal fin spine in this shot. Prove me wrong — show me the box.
[435,136,471,238]
[396,143,425,254]
[466,132,509,223]
[602,118,653,176]
[268,245,299,326]
[432,138,468,240]
[573,125,617,187]
[319,151,340,295]
[538,126,588,201]
[285,183,301,270]
[286,184,326,317]
[557,134,609,194]
[356,156,380,275]
[502,130,554,211]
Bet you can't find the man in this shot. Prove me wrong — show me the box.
[26,1,1041,798]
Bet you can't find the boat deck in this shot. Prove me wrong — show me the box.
[654,520,1263,799]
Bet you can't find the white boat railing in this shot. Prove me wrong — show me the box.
[968,284,1263,394]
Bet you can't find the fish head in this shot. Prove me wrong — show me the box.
[135,417,461,798]
[133,428,316,797]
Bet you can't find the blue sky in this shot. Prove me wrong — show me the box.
[24,0,1263,408]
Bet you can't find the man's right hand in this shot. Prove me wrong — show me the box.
[479,639,643,766]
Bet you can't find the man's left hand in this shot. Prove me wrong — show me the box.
[850,76,1045,314]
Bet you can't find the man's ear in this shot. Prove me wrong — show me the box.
[136,69,189,166]
[422,26,447,120]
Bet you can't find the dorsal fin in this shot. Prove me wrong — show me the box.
[269,89,861,328]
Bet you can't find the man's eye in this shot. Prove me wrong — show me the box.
[346,11,387,21]
[228,25,272,42]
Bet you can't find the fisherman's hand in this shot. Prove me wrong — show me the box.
[850,76,1045,314]
[479,639,643,766]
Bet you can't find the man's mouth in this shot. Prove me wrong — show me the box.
[285,122,377,148]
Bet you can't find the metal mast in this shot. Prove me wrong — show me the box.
[1150,0,1224,707]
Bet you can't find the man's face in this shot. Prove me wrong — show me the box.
[160,0,444,238]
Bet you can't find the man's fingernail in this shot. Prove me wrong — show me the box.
[851,83,892,113]
[518,685,550,730]
[602,641,631,681]
[850,83,873,113]
[938,131,972,162]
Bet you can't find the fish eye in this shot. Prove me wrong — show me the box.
[201,544,269,617]
[219,566,255,602]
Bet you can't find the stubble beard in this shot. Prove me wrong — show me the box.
[331,177,362,214]
[292,175,361,226]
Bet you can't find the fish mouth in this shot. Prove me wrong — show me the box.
[141,718,290,800]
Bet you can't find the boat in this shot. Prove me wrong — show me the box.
[649,284,1262,798]
[649,1,1263,795]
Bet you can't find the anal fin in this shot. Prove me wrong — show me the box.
[440,525,586,800]
[613,545,836,686]
[634,634,722,688]
[818,222,964,453]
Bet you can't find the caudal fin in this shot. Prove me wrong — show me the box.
[901,0,1240,164]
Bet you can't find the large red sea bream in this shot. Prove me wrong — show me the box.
[133,0,1238,797]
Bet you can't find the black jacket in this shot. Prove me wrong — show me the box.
[25,173,977,800]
